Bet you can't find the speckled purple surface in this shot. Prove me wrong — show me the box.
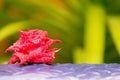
[0,64,120,80]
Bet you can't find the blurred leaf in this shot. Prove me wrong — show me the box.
[21,0,80,29]
[5,0,38,16]
[0,11,13,27]
[65,0,82,12]
[73,47,86,63]
[108,16,120,54]
[73,4,106,64]
[84,4,106,64]
[0,21,29,41]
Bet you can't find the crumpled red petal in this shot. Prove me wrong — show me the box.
[6,29,61,65]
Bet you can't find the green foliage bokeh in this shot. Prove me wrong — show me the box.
[0,0,120,64]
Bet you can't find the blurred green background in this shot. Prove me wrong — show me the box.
[0,0,120,64]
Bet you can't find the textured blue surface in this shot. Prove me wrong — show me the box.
[0,64,120,80]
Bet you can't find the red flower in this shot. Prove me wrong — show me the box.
[6,29,61,65]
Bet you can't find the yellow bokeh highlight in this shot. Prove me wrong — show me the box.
[108,16,120,54]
